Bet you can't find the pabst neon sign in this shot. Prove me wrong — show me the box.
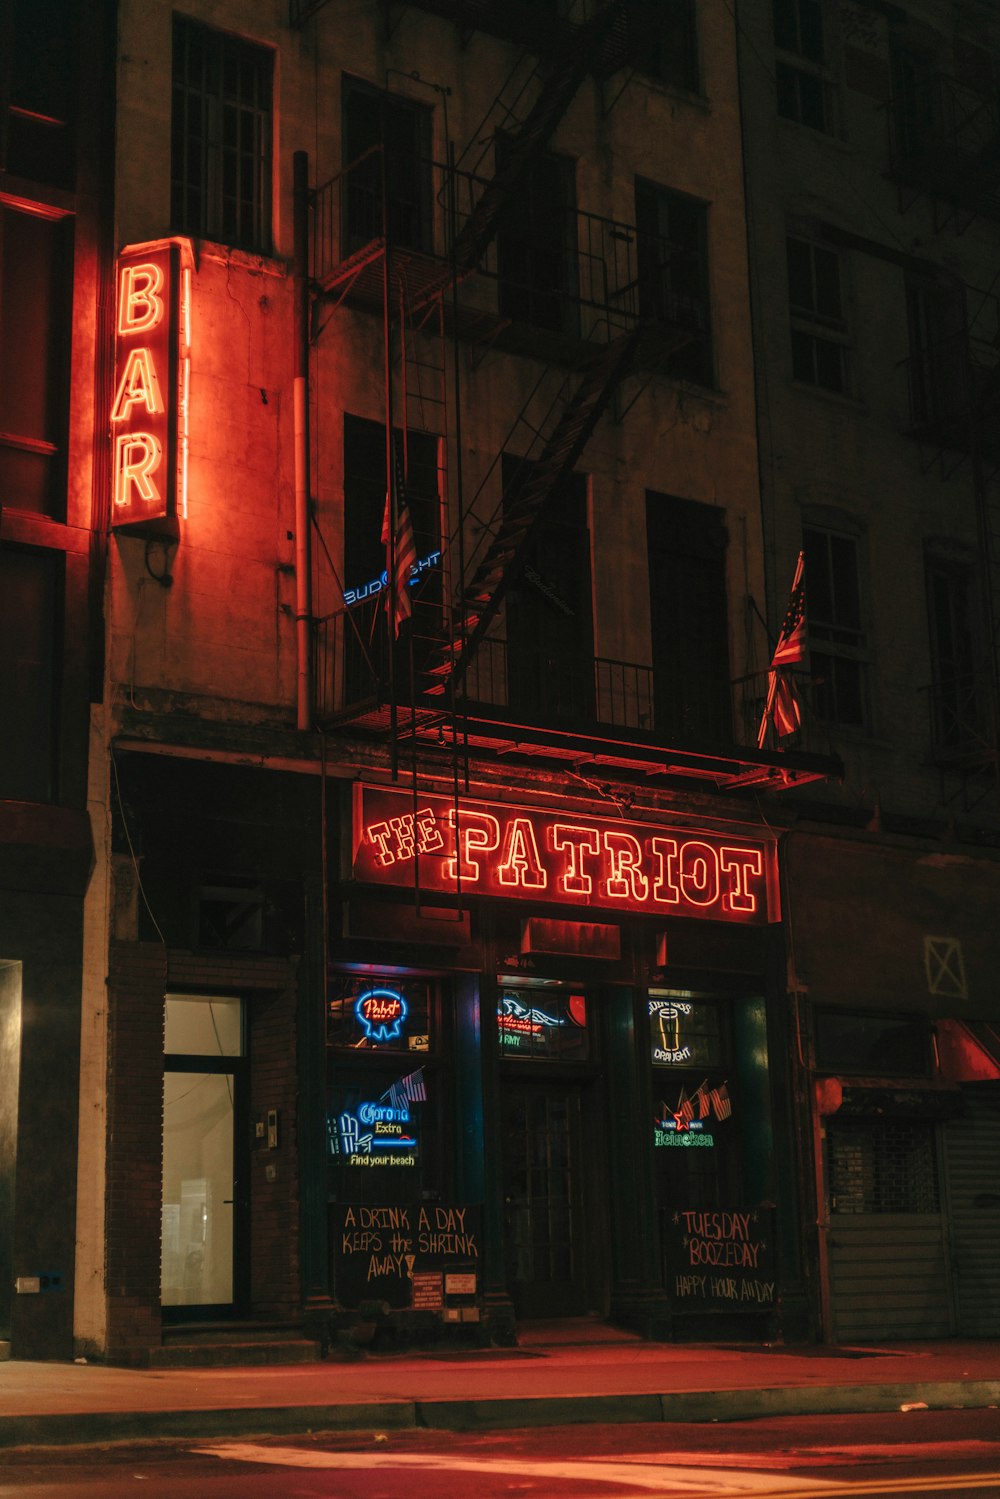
[355,987,409,1043]
[352,786,778,923]
[112,239,192,531]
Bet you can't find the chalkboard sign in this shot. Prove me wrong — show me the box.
[331,1202,482,1310]
[664,1207,776,1311]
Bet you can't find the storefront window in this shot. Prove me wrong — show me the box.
[327,974,439,1205]
[649,991,722,1068]
[497,985,589,1061]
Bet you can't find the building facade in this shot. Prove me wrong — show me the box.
[1,0,115,1361]
[739,0,1000,1341]
[5,0,996,1366]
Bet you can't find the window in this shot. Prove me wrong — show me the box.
[498,987,589,1061]
[342,79,432,256]
[0,548,59,802]
[646,494,730,742]
[635,182,712,385]
[905,278,969,440]
[774,0,823,61]
[814,1010,932,1076]
[5,0,76,187]
[787,237,850,394]
[0,204,74,516]
[828,1119,940,1214]
[774,0,830,131]
[891,46,935,164]
[171,17,273,253]
[497,147,578,335]
[803,525,867,727]
[619,0,700,94]
[925,557,983,754]
[343,414,440,599]
[502,456,593,724]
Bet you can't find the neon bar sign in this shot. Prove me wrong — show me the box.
[344,549,441,607]
[352,786,778,923]
[112,239,192,531]
[355,987,408,1043]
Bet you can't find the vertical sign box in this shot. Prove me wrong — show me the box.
[112,239,192,535]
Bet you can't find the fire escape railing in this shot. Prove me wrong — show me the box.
[889,72,1000,225]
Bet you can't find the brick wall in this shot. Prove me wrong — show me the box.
[105,942,167,1360]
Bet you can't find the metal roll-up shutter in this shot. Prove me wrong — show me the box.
[944,1085,1000,1337]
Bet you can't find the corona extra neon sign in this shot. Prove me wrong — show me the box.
[112,240,192,532]
[353,786,778,924]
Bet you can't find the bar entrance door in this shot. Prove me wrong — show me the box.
[502,1080,591,1319]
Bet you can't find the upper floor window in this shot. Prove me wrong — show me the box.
[787,236,850,394]
[905,277,969,440]
[635,181,713,386]
[0,202,73,518]
[774,0,830,131]
[646,493,730,742]
[343,79,433,257]
[171,17,273,254]
[4,0,76,188]
[803,524,867,727]
[620,0,700,94]
[925,555,984,756]
[497,147,578,336]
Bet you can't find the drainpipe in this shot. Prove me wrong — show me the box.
[293,150,312,732]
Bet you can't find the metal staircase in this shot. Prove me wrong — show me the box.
[422,327,643,698]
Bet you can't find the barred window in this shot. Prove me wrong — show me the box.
[171,17,273,254]
[828,1120,940,1215]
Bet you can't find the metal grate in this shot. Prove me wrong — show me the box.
[171,17,273,254]
[828,1118,940,1215]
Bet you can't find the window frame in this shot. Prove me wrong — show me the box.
[773,0,834,134]
[802,522,869,729]
[170,15,274,255]
[786,235,852,396]
[634,179,714,387]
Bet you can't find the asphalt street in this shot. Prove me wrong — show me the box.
[2,1407,999,1498]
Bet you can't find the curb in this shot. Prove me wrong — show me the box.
[1,1380,998,1450]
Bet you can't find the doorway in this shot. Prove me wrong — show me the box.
[502,1080,592,1319]
[161,995,248,1317]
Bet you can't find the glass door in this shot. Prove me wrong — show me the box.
[161,996,247,1315]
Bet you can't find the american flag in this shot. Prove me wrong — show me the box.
[758,550,806,745]
[709,1082,732,1120]
[383,1067,427,1112]
[771,550,806,666]
[381,435,417,638]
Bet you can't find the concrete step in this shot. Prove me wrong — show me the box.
[148,1337,321,1369]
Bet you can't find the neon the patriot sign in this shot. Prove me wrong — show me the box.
[352,786,778,923]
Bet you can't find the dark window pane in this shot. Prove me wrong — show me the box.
[786,238,814,311]
[0,549,58,802]
[815,1012,931,1075]
[812,246,842,321]
[790,328,815,382]
[800,0,824,62]
[797,70,826,130]
[773,0,798,53]
[647,493,730,741]
[830,533,861,629]
[813,336,845,391]
[0,205,73,516]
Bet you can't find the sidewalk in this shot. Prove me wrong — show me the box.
[1,1335,998,1449]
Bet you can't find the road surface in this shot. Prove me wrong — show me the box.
[3,1407,999,1497]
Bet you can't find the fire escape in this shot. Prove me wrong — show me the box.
[298,0,839,796]
[891,62,1000,804]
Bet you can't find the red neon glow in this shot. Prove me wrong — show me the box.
[550,824,600,896]
[117,262,164,335]
[353,786,778,924]
[497,816,547,890]
[111,346,164,423]
[445,807,500,882]
[678,840,719,908]
[112,240,192,530]
[114,432,162,508]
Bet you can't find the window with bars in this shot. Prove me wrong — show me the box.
[828,1119,940,1215]
[171,17,273,254]
[787,237,851,394]
[803,525,867,727]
